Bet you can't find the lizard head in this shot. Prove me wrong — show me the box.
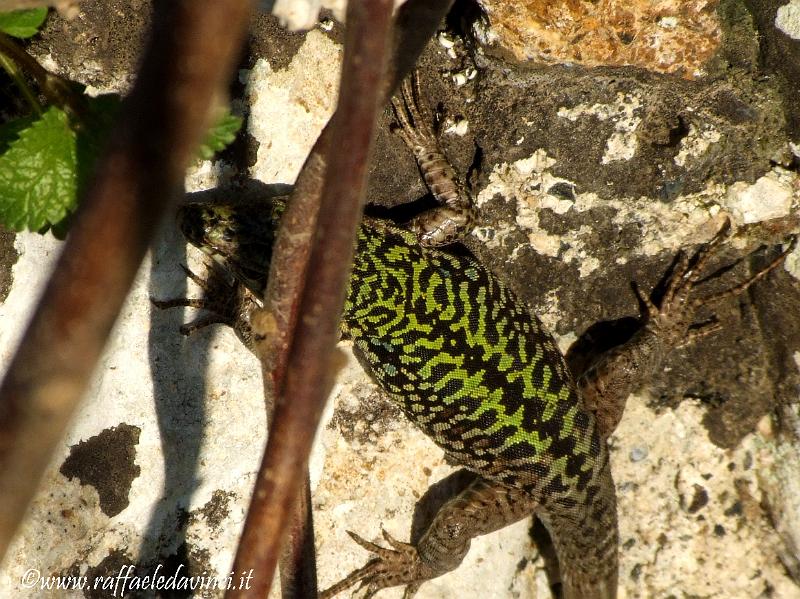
[177,198,285,298]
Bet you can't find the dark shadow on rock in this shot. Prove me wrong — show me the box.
[141,195,209,573]
[184,179,292,207]
[529,516,564,599]
[139,178,292,579]
[565,247,696,378]
[565,316,640,380]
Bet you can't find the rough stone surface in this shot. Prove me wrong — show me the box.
[269,0,406,31]
[473,0,722,78]
[744,0,800,137]
[59,424,142,518]
[1,1,800,599]
[29,0,152,93]
[760,404,800,583]
[246,30,341,184]
[611,395,799,598]
[0,226,17,304]
[776,0,800,39]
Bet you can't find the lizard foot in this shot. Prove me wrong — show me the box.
[579,217,797,439]
[150,262,258,345]
[635,217,797,346]
[320,529,433,599]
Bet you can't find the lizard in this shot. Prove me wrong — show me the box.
[157,74,797,598]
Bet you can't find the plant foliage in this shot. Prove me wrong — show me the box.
[0,8,47,39]
[0,8,243,233]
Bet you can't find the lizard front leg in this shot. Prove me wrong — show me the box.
[150,262,259,349]
[391,73,476,247]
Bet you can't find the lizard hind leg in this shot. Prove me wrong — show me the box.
[390,73,476,247]
[641,217,797,347]
[578,218,797,440]
[319,476,538,598]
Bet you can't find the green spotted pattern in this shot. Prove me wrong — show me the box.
[346,219,602,495]
[179,199,606,500]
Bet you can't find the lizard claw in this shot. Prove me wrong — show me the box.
[640,218,795,344]
[580,219,796,440]
[320,529,431,599]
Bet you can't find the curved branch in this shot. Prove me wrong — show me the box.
[0,0,253,562]
[227,0,455,597]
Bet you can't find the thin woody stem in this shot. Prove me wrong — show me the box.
[0,32,87,119]
[0,0,253,564]
[0,50,41,113]
[227,0,456,596]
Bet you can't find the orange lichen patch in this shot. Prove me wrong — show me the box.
[477,0,722,78]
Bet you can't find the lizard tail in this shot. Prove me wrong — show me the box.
[539,455,619,599]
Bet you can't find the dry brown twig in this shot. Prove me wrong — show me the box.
[227,0,395,595]
[229,0,455,596]
[0,0,254,563]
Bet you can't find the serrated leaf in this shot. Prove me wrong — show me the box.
[198,112,242,160]
[36,94,121,235]
[0,114,37,154]
[39,94,121,234]
[0,8,47,39]
[0,106,76,231]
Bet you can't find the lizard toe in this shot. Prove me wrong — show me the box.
[320,529,432,598]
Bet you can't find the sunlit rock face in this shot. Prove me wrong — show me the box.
[475,0,722,78]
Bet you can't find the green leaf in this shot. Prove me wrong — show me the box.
[198,111,242,160]
[0,8,48,39]
[42,94,121,235]
[0,106,76,231]
[0,114,37,154]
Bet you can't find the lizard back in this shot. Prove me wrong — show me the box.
[179,199,606,498]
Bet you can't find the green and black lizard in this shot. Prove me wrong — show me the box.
[161,76,795,598]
